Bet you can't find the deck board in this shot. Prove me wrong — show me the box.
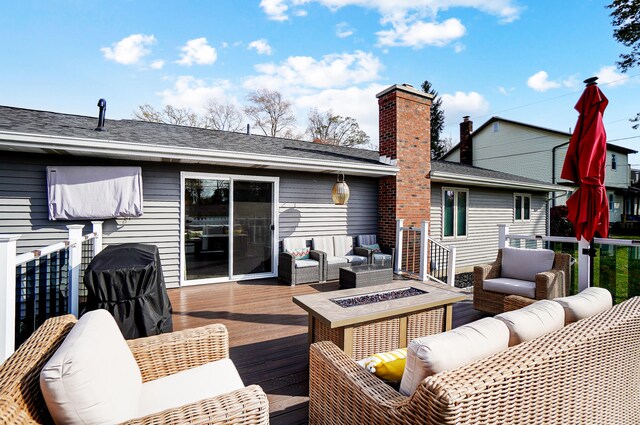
[167,278,485,425]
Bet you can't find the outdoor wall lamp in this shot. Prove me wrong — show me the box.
[332,173,350,205]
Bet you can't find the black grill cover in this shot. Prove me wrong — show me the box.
[83,243,173,339]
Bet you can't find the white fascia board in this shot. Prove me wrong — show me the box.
[0,131,398,177]
[431,171,567,192]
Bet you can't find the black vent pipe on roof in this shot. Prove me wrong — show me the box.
[95,99,106,131]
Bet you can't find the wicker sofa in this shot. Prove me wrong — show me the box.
[309,296,640,424]
[474,248,571,314]
[0,314,269,425]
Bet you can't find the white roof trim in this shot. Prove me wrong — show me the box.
[431,170,567,192]
[0,131,398,177]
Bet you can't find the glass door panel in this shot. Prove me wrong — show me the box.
[232,181,274,276]
[184,178,230,280]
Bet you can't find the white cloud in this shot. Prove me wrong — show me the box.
[441,91,490,126]
[150,60,165,70]
[101,34,156,65]
[527,71,561,92]
[248,39,273,55]
[158,76,234,112]
[221,41,229,48]
[596,65,628,87]
[176,38,217,66]
[294,9,308,16]
[336,22,354,38]
[260,0,289,21]
[453,42,465,53]
[498,86,514,96]
[244,50,383,91]
[377,17,465,48]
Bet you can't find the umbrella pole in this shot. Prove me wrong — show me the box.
[577,239,592,292]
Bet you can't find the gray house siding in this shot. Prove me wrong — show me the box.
[1,153,378,288]
[430,183,548,268]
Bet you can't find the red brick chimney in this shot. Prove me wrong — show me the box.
[459,116,473,165]
[377,84,433,248]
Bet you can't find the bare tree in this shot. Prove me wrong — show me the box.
[244,89,297,137]
[134,104,201,127]
[306,108,370,148]
[203,100,245,132]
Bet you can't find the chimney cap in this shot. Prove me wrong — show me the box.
[463,116,470,121]
[376,84,434,100]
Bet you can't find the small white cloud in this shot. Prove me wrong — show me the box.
[498,86,515,96]
[596,65,628,87]
[294,9,308,16]
[441,91,490,126]
[527,71,561,92]
[150,60,165,70]
[376,18,466,48]
[453,42,465,53]
[158,76,234,112]
[248,39,273,56]
[221,41,229,48]
[336,22,354,38]
[260,0,288,21]
[101,34,156,65]
[562,74,580,89]
[176,38,217,66]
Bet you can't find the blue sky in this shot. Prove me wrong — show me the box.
[1,0,638,165]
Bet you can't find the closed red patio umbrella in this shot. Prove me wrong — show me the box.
[561,77,609,241]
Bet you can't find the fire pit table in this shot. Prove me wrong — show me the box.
[292,281,465,359]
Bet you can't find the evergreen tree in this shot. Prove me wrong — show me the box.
[421,80,448,159]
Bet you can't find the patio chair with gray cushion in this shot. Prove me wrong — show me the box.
[474,247,571,314]
[312,236,368,281]
[279,237,324,285]
[356,234,395,268]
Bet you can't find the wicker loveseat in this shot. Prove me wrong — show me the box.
[309,296,640,424]
[0,314,269,425]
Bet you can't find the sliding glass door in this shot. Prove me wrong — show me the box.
[181,173,278,285]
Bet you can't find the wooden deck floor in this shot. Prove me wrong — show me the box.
[167,278,486,425]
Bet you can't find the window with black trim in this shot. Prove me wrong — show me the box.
[514,193,531,221]
[611,154,617,171]
[443,188,468,238]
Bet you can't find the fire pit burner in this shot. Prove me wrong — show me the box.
[331,287,427,308]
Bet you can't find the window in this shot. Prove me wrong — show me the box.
[514,193,531,221]
[609,193,614,210]
[492,122,500,133]
[611,154,617,171]
[443,188,468,238]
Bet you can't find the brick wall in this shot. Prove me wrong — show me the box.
[377,84,433,248]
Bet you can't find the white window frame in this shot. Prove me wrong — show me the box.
[441,187,469,240]
[492,122,500,133]
[514,193,532,222]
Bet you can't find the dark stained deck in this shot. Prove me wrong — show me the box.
[167,278,486,425]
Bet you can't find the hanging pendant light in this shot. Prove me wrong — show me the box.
[332,173,350,205]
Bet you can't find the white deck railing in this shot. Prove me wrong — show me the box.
[0,221,103,362]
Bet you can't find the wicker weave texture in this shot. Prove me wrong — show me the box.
[0,315,269,425]
[406,308,444,341]
[351,318,400,359]
[309,297,640,425]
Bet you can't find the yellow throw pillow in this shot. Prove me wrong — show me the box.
[357,348,407,381]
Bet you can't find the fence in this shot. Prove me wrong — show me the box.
[0,222,102,361]
[395,219,456,286]
[500,224,640,304]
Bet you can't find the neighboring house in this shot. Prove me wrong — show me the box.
[443,116,638,224]
[0,85,564,286]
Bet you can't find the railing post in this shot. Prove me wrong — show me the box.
[395,219,404,273]
[447,246,457,287]
[0,234,21,362]
[419,221,428,282]
[91,221,103,256]
[577,238,590,292]
[498,224,510,248]
[66,225,84,318]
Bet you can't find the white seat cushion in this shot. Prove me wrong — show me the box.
[344,255,367,264]
[501,247,555,281]
[483,277,536,298]
[327,256,348,264]
[495,300,565,346]
[554,287,612,324]
[40,310,142,425]
[399,318,509,396]
[312,236,335,257]
[137,358,245,419]
[295,259,319,268]
[334,235,355,257]
[357,234,377,247]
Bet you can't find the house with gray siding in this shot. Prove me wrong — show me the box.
[0,84,566,288]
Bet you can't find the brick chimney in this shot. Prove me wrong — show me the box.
[377,84,433,248]
[459,116,473,165]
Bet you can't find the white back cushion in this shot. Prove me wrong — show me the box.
[40,309,142,425]
[501,247,555,281]
[312,236,335,257]
[554,287,612,324]
[399,318,510,396]
[333,235,354,257]
[282,237,307,252]
[495,300,565,346]
[357,234,377,247]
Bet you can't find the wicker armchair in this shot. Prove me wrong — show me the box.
[474,248,571,314]
[0,315,269,425]
[278,237,324,285]
[356,234,395,268]
[309,297,640,425]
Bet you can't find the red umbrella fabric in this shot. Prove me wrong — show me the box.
[561,78,609,241]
